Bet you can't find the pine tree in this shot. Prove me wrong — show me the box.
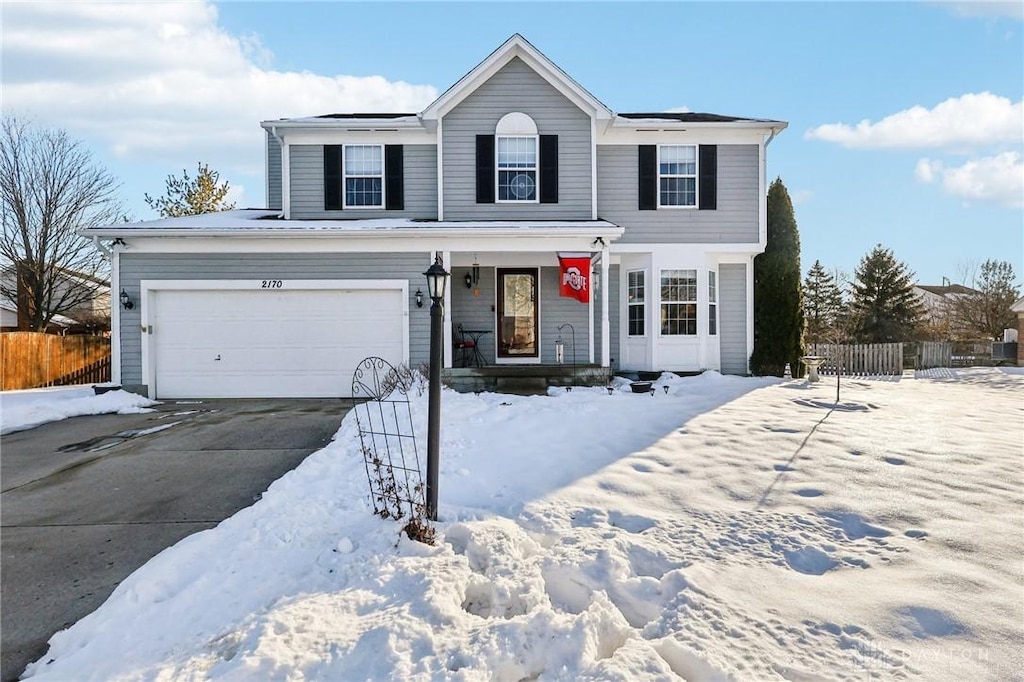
[803,260,845,344]
[850,245,925,342]
[145,163,236,217]
[750,178,805,376]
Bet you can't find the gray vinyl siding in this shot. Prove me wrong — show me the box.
[118,253,431,387]
[538,267,591,364]
[289,144,438,220]
[597,145,760,244]
[719,263,748,375]
[450,266,497,365]
[267,131,282,210]
[443,57,592,220]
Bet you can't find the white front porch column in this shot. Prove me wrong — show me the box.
[601,243,610,368]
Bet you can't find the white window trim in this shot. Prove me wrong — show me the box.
[657,144,698,210]
[627,269,646,337]
[659,268,698,336]
[342,143,385,210]
[708,270,718,336]
[495,135,539,204]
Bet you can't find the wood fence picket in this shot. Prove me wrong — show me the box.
[0,332,111,390]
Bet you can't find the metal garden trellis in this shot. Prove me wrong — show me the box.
[350,356,426,522]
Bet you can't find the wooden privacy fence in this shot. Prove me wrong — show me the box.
[808,343,903,376]
[0,332,111,390]
[918,341,952,369]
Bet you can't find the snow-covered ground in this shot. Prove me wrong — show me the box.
[0,386,157,435]
[19,368,1024,681]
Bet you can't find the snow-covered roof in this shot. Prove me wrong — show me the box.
[82,210,624,239]
[1011,296,1024,313]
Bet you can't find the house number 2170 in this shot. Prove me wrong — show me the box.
[261,280,283,288]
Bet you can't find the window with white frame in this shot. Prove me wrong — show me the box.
[497,136,537,201]
[659,145,697,207]
[628,270,646,336]
[708,270,718,335]
[660,269,697,335]
[344,144,383,207]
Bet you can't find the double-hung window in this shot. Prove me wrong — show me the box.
[497,136,537,202]
[708,271,718,335]
[660,269,698,335]
[628,270,646,336]
[344,144,383,208]
[659,145,697,207]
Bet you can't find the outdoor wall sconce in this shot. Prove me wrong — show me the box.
[415,288,424,308]
[464,272,473,289]
[119,288,134,310]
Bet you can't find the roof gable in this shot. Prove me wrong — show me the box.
[421,34,613,122]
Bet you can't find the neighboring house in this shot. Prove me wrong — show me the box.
[0,264,111,333]
[914,283,980,339]
[1012,296,1024,365]
[1,299,19,331]
[83,35,787,399]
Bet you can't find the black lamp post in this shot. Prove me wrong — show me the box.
[423,253,449,521]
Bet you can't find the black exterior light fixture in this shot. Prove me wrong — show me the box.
[415,288,424,308]
[464,272,473,289]
[119,288,134,310]
[423,253,450,521]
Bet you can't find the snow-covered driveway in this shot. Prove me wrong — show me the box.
[21,368,1024,681]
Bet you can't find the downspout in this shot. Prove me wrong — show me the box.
[270,126,289,218]
[93,236,112,260]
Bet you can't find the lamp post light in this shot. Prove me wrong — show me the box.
[423,253,449,521]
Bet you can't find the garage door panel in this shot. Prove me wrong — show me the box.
[151,287,405,398]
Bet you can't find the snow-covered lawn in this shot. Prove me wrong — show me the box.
[20,368,1024,681]
[0,386,157,435]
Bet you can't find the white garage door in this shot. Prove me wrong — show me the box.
[150,286,405,398]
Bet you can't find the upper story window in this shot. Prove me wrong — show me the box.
[495,112,538,203]
[344,144,383,208]
[659,145,697,207]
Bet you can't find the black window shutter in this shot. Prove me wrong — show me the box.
[324,145,343,210]
[638,145,657,210]
[385,145,404,210]
[476,135,495,203]
[699,145,717,211]
[539,134,558,204]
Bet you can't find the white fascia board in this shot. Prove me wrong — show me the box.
[598,127,770,146]
[280,128,435,146]
[260,117,424,130]
[116,232,621,255]
[609,118,788,132]
[422,35,612,121]
[610,242,764,256]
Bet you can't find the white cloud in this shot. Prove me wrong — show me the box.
[915,152,1024,207]
[1,2,439,177]
[943,1,1024,20]
[805,93,1023,149]
[790,189,814,205]
[666,106,692,113]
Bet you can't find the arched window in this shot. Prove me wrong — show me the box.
[495,112,538,202]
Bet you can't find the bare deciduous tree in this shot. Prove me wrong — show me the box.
[946,260,1019,340]
[0,115,122,330]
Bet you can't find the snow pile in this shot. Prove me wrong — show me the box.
[21,369,1024,680]
[0,386,158,435]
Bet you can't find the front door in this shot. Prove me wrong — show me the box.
[496,268,538,359]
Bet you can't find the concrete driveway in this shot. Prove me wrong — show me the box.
[1,398,349,682]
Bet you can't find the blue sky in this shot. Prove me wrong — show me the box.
[3,1,1022,286]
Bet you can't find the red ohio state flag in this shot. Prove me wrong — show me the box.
[558,254,591,303]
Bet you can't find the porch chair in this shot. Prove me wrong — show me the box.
[454,324,476,367]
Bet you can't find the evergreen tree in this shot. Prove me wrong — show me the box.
[750,178,805,376]
[145,162,235,217]
[850,245,925,342]
[803,260,845,344]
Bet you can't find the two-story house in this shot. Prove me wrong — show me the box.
[85,35,786,399]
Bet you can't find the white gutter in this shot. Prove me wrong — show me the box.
[81,225,626,240]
